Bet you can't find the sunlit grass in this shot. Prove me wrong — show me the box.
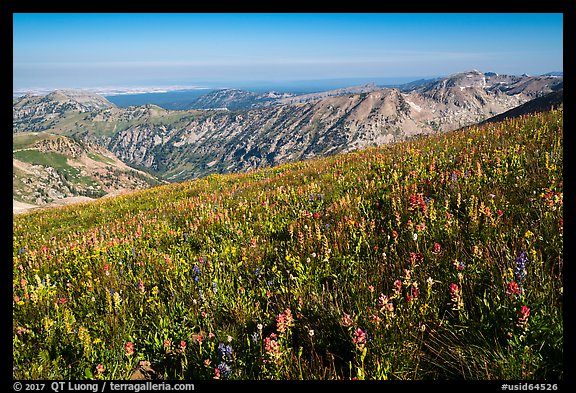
[13,108,563,380]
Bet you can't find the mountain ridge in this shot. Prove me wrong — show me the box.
[13,70,563,188]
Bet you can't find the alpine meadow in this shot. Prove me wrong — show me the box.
[13,108,563,380]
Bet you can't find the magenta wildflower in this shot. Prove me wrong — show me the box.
[276,308,294,334]
[409,252,424,265]
[393,279,402,296]
[506,281,522,297]
[450,283,463,311]
[95,364,105,376]
[342,313,353,327]
[352,328,367,350]
[407,286,419,302]
[125,342,134,356]
[264,335,282,363]
[377,294,389,309]
[518,306,530,329]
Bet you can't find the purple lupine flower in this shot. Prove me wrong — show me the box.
[217,362,232,378]
[514,251,529,288]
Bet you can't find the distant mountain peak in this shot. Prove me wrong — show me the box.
[46,89,116,109]
[447,69,483,78]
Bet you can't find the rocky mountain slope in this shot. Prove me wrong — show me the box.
[13,132,161,213]
[13,70,563,185]
[186,89,293,110]
[13,90,116,133]
[103,71,562,180]
[170,83,383,111]
[478,89,563,125]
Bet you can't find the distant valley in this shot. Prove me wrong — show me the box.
[13,70,563,212]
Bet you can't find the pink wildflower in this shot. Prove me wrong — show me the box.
[393,279,402,295]
[386,302,395,313]
[352,328,366,350]
[407,286,419,302]
[410,252,424,265]
[518,306,530,329]
[450,283,463,311]
[96,364,105,375]
[125,342,134,356]
[506,281,522,296]
[264,335,282,362]
[276,308,294,333]
[377,294,389,309]
[342,313,353,327]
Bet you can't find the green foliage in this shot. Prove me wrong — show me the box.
[13,150,71,169]
[87,153,116,165]
[13,109,563,380]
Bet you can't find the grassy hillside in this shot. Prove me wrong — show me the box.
[12,108,563,380]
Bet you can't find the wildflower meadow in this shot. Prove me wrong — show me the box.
[13,108,563,380]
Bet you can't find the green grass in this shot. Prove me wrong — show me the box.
[87,152,116,165]
[13,132,58,151]
[13,148,103,197]
[12,108,563,380]
[13,165,34,203]
[13,150,72,169]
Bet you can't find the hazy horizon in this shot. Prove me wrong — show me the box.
[12,75,446,97]
[13,13,563,92]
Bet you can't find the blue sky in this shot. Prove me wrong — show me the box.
[13,13,563,91]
